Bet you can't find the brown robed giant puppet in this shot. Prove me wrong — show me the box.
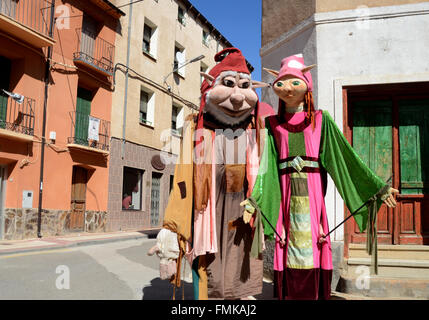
[149,48,274,300]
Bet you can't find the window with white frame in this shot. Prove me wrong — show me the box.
[140,88,155,126]
[174,44,186,77]
[177,6,186,25]
[202,30,209,46]
[142,19,158,58]
[171,104,184,135]
[200,61,208,85]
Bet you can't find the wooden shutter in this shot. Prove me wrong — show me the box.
[0,56,11,128]
[75,87,92,145]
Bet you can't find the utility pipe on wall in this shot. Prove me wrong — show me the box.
[121,0,134,160]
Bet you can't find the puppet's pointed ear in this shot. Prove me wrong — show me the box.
[301,64,316,73]
[200,72,215,86]
[263,68,279,78]
[251,81,270,89]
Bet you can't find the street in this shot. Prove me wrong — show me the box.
[0,238,195,300]
[0,238,274,300]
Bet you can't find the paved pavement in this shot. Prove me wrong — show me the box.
[0,230,416,300]
[0,230,156,256]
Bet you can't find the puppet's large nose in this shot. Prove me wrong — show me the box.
[230,93,245,108]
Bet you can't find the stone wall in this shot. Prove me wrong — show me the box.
[3,208,107,240]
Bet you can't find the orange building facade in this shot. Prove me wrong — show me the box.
[0,0,124,240]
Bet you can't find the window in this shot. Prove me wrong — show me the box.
[171,105,178,134]
[202,30,209,46]
[140,88,154,126]
[140,90,148,124]
[142,19,158,58]
[143,24,152,54]
[171,104,184,135]
[178,6,185,25]
[174,44,185,77]
[169,175,174,193]
[122,167,143,210]
[200,62,208,85]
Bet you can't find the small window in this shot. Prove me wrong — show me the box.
[171,104,184,135]
[171,105,178,133]
[200,62,208,85]
[122,167,143,211]
[143,24,152,54]
[140,90,149,124]
[202,30,209,46]
[174,44,185,77]
[169,175,174,193]
[140,87,155,126]
[178,6,185,25]
[143,19,158,58]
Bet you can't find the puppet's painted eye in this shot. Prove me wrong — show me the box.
[276,82,283,87]
[240,81,250,89]
[223,79,235,87]
[292,80,301,86]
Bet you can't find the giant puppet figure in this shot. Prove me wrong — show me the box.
[241,54,399,300]
[156,48,274,300]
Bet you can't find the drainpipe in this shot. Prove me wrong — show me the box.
[37,2,55,238]
[121,2,133,160]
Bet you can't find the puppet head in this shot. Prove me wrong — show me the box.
[199,47,268,129]
[264,54,316,127]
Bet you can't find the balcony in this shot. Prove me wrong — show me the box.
[0,91,35,142]
[0,0,55,48]
[73,28,115,77]
[67,111,110,155]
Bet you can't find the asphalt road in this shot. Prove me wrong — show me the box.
[0,238,274,300]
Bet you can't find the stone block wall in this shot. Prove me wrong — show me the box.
[3,208,107,240]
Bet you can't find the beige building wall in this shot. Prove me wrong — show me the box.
[112,0,227,154]
[107,0,232,231]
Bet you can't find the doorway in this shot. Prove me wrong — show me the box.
[69,166,87,231]
[344,83,429,245]
[150,172,162,227]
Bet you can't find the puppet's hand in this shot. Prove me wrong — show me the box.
[150,228,180,260]
[381,187,399,208]
[279,226,286,247]
[318,223,327,244]
[240,199,255,224]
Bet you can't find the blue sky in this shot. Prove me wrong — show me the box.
[190,0,262,82]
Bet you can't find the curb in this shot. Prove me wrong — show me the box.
[0,232,157,257]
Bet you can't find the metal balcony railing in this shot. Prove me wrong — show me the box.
[0,0,54,37]
[68,111,110,152]
[0,90,35,136]
[73,28,115,75]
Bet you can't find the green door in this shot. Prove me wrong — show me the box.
[75,87,92,146]
[397,98,429,244]
[0,56,11,129]
[352,99,393,243]
[398,99,429,195]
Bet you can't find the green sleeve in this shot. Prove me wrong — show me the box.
[320,110,387,232]
[250,118,281,240]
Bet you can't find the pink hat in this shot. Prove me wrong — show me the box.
[274,54,314,92]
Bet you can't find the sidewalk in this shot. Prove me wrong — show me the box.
[0,229,159,256]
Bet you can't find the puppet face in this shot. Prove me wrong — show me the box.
[203,71,258,127]
[273,75,308,107]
